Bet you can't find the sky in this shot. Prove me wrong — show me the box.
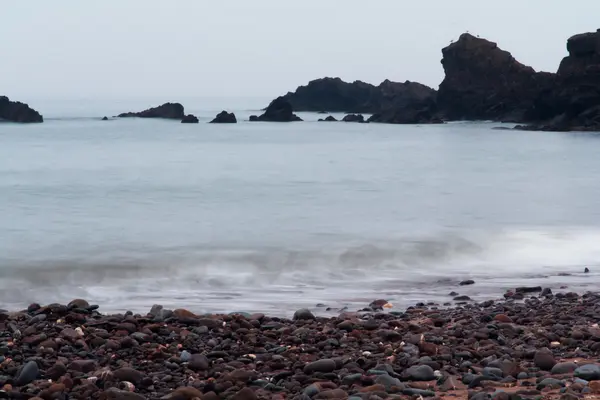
[2,1,599,99]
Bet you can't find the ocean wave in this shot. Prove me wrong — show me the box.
[0,228,597,315]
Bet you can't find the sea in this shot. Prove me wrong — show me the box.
[1,96,600,316]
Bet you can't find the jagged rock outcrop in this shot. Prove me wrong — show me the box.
[210,111,237,123]
[342,114,365,123]
[181,114,199,123]
[280,77,437,115]
[251,97,302,122]
[437,33,555,122]
[118,103,185,119]
[368,82,439,124]
[0,96,43,123]
[522,29,600,131]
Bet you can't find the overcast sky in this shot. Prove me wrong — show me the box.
[2,1,599,99]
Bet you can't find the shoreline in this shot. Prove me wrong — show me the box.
[1,290,600,399]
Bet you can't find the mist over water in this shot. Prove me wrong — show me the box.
[2,98,600,316]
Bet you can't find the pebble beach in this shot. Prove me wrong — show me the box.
[2,287,600,400]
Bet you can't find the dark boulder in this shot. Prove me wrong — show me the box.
[251,97,302,122]
[523,29,600,131]
[342,114,365,123]
[0,96,43,123]
[181,114,199,123]
[436,33,555,122]
[318,115,338,122]
[118,102,185,119]
[210,111,237,123]
[101,116,109,121]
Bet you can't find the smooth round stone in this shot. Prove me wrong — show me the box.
[376,374,405,392]
[404,365,435,381]
[14,360,39,386]
[304,359,336,374]
[372,363,395,375]
[517,372,529,380]
[367,369,389,376]
[342,374,363,385]
[483,367,504,378]
[537,378,565,390]
[189,354,210,371]
[180,350,192,362]
[67,299,90,309]
[575,364,600,381]
[551,362,578,375]
[304,384,320,397]
[293,309,315,321]
[534,350,556,371]
[462,373,478,384]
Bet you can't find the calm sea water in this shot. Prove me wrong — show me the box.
[1,97,600,316]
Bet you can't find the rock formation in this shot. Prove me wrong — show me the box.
[436,33,554,122]
[0,96,43,123]
[210,111,237,123]
[318,115,338,122]
[282,77,378,113]
[251,97,302,122]
[101,116,109,121]
[118,103,185,119]
[181,114,199,123]
[280,77,437,116]
[521,29,600,131]
[368,81,439,124]
[342,114,365,123]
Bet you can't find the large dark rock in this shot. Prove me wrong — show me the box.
[118,102,185,119]
[251,97,302,122]
[368,97,442,124]
[210,111,237,123]
[282,77,379,113]
[342,114,365,123]
[522,29,600,131]
[318,115,338,122]
[0,96,43,123]
[280,77,437,116]
[437,33,555,122]
[181,114,199,123]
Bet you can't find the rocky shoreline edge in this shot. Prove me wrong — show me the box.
[2,288,600,399]
[4,28,600,131]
